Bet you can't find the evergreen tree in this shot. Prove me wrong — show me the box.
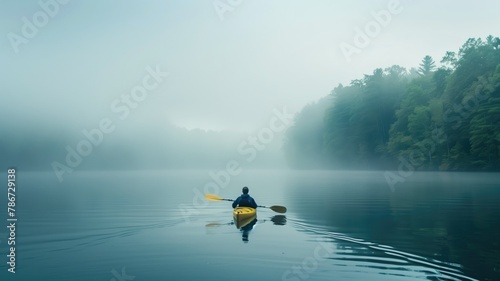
[418,55,436,76]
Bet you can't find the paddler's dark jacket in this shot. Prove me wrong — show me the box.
[232,194,257,209]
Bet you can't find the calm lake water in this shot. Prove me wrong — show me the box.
[0,170,499,281]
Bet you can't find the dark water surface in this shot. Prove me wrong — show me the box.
[0,170,499,280]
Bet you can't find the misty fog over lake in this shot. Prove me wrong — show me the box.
[1,1,500,281]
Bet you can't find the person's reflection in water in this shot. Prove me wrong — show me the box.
[241,218,257,243]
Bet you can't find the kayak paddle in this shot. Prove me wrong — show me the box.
[205,193,287,214]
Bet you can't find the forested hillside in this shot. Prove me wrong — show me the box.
[284,36,500,171]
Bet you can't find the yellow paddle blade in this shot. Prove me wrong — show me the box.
[205,193,223,201]
[269,205,287,214]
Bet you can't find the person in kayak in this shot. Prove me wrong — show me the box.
[232,186,258,209]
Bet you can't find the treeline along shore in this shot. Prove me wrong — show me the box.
[284,36,500,171]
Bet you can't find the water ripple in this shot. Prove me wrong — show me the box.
[289,218,478,281]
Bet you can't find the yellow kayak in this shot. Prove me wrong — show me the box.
[233,207,257,229]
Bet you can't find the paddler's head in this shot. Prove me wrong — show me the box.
[242,186,249,194]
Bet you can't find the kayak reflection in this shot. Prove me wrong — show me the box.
[239,215,287,243]
[205,215,287,242]
[240,218,257,243]
[206,215,287,229]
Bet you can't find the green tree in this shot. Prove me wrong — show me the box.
[441,36,500,169]
[418,55,436,76]
[323,67,407,168]
[469,66,500,169]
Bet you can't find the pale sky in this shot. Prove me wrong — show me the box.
[2,0,500,132]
